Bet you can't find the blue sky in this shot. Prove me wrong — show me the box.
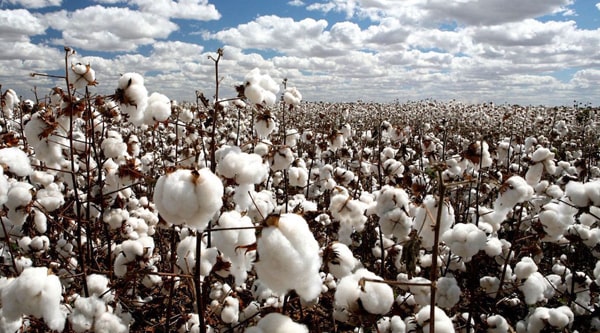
[1,0,599,105]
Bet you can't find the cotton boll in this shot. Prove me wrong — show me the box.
[6,181,33,226]
[585,181,600,206]
[329,189,367,245]
[116,73,148,126]
[245,312,308,333]
[520,272,547,305]
[441,223,487,262]
[1,267,66,331]
[514,256,537,280]
[269,146,294,171]
[0,147,33,177]
[176,236,218,280]
[255,213,322,303]
[484,236,503,257]
[492,176,533,222]
[324,242,362,279]
[101,133,128,159]
[415,305,454,333]
[70,62,96,90]
[335,268,394,316]
[2,88,19,117]
[373,185,412,241]
[220,296,239,324]
[414,195,454,250]
[485,314,510,333]
[565,181,589,207]
[145,92,171,125]
[283,86,302,106]
[35,184,65,212]
[480,276,501,298]
[288,166,309,187]
[212,211,256,286]
[436,276,461,309]
[244,82,264,105]
[525,163,544,186]
[216,147,268,185]
[153,168,223,231]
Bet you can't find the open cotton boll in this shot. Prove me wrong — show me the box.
[216,147,268,185]
[0,147,33,177]
[538,207,571,242]
[441,223,487,262]
[35,184,65,212]
[269,146,294,171]
[520,271,548,305]
[1,266,66,332]
[153,168,223,231]
[525,163,544,186]
[480,276,501,298]
[2,88,19,117]
[436,276,461,309]
[324,242,362,279]
[6,181,34,226]
[526,306,574,333]
[373,185,412,241]
[486,314,510,333]
[492,176,533,223]
[288,166,309,187]
[116,72,148,126]
[413,195,454,250]
[101,132,128,160]
[564,181,589,207]
[70,62,97,90]
[212,211,256,286]
[145,92,171,125]
[255,213,322,303]
[335,268,394,316]
[329,189,367,244]
[415,305,454,333]
[514,256,537,280]
[220,296,239,324]
[245,312,308,333]
[176,235,218,279]
[283,86,302,106]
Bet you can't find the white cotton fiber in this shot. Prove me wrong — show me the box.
[245,312,308,333]
[254,213,322,303]
[335,268,394,315]
[212,211,256,286]
[2,267,66,331]
[153,168,223,231]
[0,147,33,177]
[442,223,487,262]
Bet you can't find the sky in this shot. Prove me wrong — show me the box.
[1,0,599,106]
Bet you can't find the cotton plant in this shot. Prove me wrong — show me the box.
[0,266,66,332]
[153,168,223,231]
[254,213,322,303]
[211,210,256,286]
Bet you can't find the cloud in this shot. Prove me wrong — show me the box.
[129,0,221,20]
[288,0,305,7]
[0,9,48,40]
[41,6,179,51]
[4,0,61,9]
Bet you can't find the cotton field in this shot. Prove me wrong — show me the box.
[0,49,600,332]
